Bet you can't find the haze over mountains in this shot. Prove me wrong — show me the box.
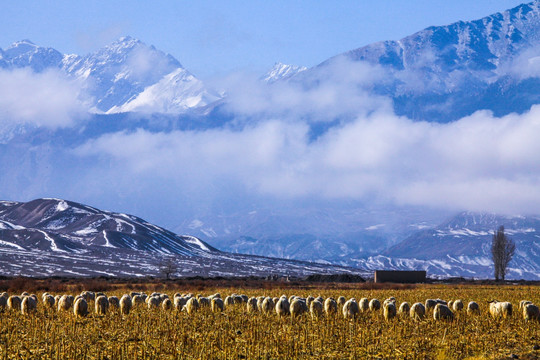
[1,2,540,279]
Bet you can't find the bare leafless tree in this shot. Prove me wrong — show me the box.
[491,225,515,281]
[158,257,178,280]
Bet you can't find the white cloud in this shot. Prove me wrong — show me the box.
[212,56,393,121]
[0,68,87,128]
[74,104,540,215]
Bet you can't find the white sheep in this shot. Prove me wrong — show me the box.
[132,295,145,306]
[306,296,315,309]
[337,296,346,306]
[185,297,199,314]
[21,296,37,315]
[452,299,464,311]
[519,300,533,310]
[57,295,72,312]
[433,304,454,321]
[467,301,480,315]
[342,298,360,320]
[275,296,290,317]
[120,294,132,316]
[488,300,512,318]
[211,298,224,312]
[174,296,187,311]
[261,297,274,315]
[369,298,381,311]
[95,295,109,315]
[198,297,210,308]
[247,297,258,313]
[383,298,396,308]
[233,295,244,304]
[383,302,396,321]
[425,299,437,310]
[398,302,410,317]
[224,296,235,307]
[310,300,324,320]
[147,296,161,310]
[43,294,55,309]
[324,298,338,315]
[108,296,120,310]
[74,298,89,317]
[290,299,308,318]
[256,296,265,311]
[162,298,173,311]
[7,295,22,311]
[410,302,425,320]
[0,296,7,312]
[359,298,369,312]
[523,303,540,322]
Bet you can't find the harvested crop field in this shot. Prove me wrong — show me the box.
[0,282,538,359]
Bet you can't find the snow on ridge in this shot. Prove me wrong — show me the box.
[183,236,210,251]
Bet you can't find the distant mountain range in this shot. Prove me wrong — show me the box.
[298,1,540,121]
[0,198,365,277]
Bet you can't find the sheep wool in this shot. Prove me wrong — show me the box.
[57,295,72,312]
[369,299,381,311]
[452,299,464,311]
[147,296,161,310]
[120,295,132,316]
[211,298,224,313]
[310,300,324,320]
[383,302,396,320]
[108,296,120,310]
[324,298,338,315]
[21,296,37,315]
[225,296,235,307]
[523,303,540,322]
[8,296,22,311]
[95,295,109,315]
[398,302,410,316]
[467,301,480,315]
[174,296,188,311]
[74,298,89,318]
[162,298,173,311]
[489,301,512,318]
[433,304,454,321]
[185,297,199,314]
[275,297,290,317]
[132,295,145,306]
[425,299,438,310]
[410,302,425,321]
[261,297,275,315]
[359,298,369,312]
[290,299,308,318]
[43,294,56,309]
[0,296,7,311]
[342,298,360,320]
[247,297,258,313]
[337,296,346,306]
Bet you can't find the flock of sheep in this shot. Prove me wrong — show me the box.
[0,291,538,323]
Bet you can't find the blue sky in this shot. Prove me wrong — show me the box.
[1,1,526,78]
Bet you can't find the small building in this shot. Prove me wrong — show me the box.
[374,270,426,284]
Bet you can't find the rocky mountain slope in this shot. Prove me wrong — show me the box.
[0,198,366,277]
[294,1,540,121]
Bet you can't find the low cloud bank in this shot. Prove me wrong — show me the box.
[0,68,87,128]
[75,105,540,215]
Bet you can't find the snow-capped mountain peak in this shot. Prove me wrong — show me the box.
[263,62,307,83]
[0,36,221,114]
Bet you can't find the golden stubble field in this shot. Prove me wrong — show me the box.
[0,283,538,360]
